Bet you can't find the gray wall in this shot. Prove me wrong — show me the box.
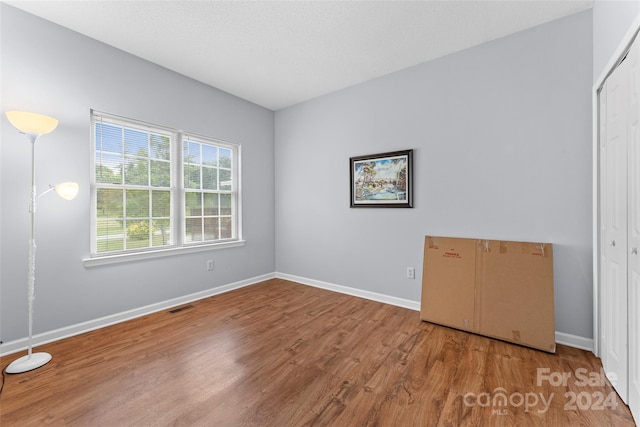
[275,11,594,339]
[593,0,640,82]
[0,5,275,343]
[1,3,604,346]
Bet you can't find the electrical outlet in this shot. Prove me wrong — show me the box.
[207,260,214,271]
[407,267,415,279]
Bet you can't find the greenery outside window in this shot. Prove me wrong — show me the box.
[90,111,241,258]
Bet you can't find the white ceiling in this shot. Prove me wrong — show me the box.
[5,0,594,111]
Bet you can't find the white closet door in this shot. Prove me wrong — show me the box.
[601,51,629,403]
[628,34,640,420]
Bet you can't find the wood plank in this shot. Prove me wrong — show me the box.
[0,279,635,426]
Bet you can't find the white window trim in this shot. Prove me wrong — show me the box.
[82,240,246,267]
[85,110,244,267]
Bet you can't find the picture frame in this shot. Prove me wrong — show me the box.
[350,149,413,208]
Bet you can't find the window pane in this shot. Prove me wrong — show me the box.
[126,219,150,248]
[185,192,202,216]
[219,148,231,168]
[184,141,201,164]
[184,164,201,189]
[150,134,170,160]
[202,166,217,190]
[97,188,123,218]
[96,153,123,184]
[124,156,149,185]
[152,219,171,247]
[202,145,217,166]
[220,194,232,215]
[126,189,149,218]
[185,218,202,242]
[95,122,122,153]
[150,160,170,187]
[219,169,232,191]
[203,193,218,215]
[127,190,149,219]
[152,190,170,217]
[220,217,232,239]
[204,217,219,240]
[96,219,124,252]
[124,128,148,156]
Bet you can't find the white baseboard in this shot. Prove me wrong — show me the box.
[0,273,275,357]
[276,272,594,353]
[1,272,594,357]
[555,331,594,352]
[275,272,421,311]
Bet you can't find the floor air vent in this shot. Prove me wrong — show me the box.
[168,304,194,314]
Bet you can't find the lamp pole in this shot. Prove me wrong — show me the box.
[5,111,77,374]
[27,133,42,361]
[6,131,53,374]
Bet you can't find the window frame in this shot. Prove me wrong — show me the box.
[85,110,243,267]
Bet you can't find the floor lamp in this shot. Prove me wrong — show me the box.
[5,111,79,374]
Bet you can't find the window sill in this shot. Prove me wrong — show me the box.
[83,240,246,268]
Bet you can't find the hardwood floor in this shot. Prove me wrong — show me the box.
[0,278,636,426]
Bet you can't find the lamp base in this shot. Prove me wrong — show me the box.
[6,352,52,374]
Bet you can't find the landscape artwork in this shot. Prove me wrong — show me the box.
[350,149,413,208]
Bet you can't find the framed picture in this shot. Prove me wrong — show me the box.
[350,149,413,208]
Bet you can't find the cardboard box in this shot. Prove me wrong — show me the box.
[420,236,555,352]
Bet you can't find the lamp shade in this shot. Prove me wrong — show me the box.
[6,111,58,135]
[54,182,79,200]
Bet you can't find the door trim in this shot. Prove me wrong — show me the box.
[593,11,640,358]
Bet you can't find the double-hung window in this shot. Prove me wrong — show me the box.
[89,111,241,261]
[183,137,235,243]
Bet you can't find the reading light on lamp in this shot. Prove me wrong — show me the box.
[5,110,79,374]
[54,182,80,200]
